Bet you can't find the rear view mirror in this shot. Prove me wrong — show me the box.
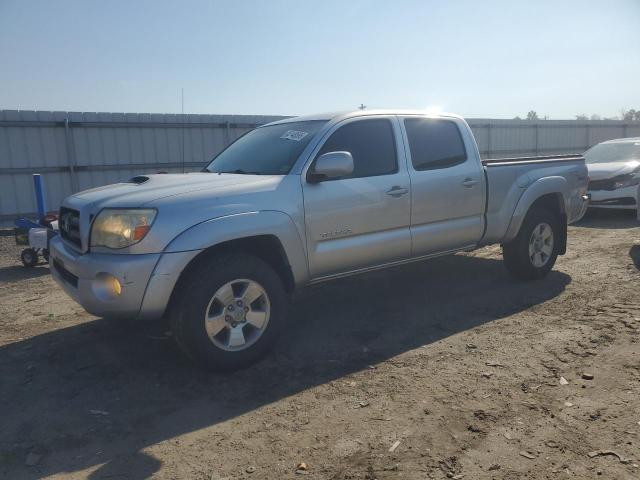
[307,151,354,183]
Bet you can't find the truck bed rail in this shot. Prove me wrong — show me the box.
[482,154,584,167]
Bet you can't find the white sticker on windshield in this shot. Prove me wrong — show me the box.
[280,130,309,141]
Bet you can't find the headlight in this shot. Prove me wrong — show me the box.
[613,174,640,189]
[90,208,157,249]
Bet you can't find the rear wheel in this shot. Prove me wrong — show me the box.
[503,208,561,280]
[170,253,287,371]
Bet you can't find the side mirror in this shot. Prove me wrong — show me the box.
[307,151,354,183]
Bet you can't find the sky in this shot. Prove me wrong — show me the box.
[0,0,639,119]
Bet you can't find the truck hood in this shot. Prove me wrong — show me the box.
[67,172,284,209]
[61,172,299,254]
[587,160,640,180]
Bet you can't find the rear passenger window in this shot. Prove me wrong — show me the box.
[318,119,397,179]
[404,118,467,170]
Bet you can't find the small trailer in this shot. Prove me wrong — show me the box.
[14,217,58,267]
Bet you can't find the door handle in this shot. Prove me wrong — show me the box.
[462,178,478,188]
[386,186,409,197]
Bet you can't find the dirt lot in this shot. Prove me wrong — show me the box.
[1,211,639,480]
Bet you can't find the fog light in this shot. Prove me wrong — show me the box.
[93,273,122,301]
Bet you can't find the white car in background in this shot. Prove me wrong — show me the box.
[585,137,640,213]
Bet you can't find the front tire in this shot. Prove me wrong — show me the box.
[169,253,288,371]
[503,208,561,280]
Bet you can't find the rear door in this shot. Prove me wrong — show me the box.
[400,116,485,256]
[302,116,411,279]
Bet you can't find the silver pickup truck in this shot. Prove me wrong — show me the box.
[50,110,588,369]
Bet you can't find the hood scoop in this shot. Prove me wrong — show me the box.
[128,175,150,185]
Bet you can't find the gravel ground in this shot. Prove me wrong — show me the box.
[0,210,639,480]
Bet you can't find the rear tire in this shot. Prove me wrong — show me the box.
[503,208,561,280]
[169,253,287,371]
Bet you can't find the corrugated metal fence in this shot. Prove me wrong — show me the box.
[2,109,640,225]
[0,110,286,225]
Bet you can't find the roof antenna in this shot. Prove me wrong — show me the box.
[358,103,366,110]
[181,87,185,173]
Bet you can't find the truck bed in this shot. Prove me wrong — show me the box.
[480,153,588,246]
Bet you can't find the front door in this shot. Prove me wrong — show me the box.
[302,117,411,279]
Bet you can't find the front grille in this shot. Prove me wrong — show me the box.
[590,197,637,206]
[588,178,616,191]
[52,258,79,288]
[588,174,634,191]
[59,207,82,249]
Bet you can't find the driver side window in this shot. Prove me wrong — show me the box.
[317,119,398,179]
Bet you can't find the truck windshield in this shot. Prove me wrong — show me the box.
[585,142,640,164]
[205,120,327,175]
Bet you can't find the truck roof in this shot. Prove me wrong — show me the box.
[600,137,640,144]
[265,109,464,126]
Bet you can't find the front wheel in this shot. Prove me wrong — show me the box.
[503,208,561,280]
[169,253,288,371]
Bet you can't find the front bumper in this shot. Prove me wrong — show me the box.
[49,236,199,319]
[587,184,638,210]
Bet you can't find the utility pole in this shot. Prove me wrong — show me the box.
[358,103,366,110]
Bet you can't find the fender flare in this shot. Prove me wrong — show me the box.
[503,176,568,244]
[164,210,309,286]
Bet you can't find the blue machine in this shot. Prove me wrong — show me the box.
[14,174,58,267]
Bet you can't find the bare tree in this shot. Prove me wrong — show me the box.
[576,114,588,121]
[590,114,601,121]
[526,111,539,121]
